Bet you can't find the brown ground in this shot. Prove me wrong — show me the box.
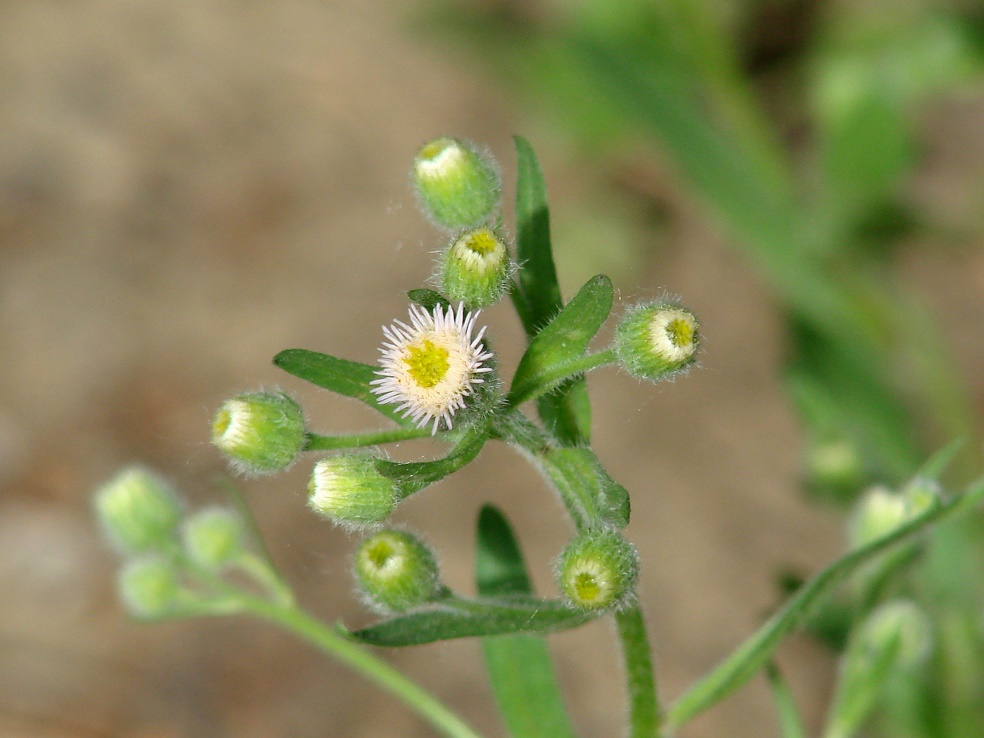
[2,2,983,738]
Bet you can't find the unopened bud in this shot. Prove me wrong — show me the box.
[308,454,398,529]
[555,528,639,612]
[441,228,512,308]
[182,507,246,570]
[117,556,183,618]
[211,391,306,475]
[353,529,441,613]
[859,600,932,668]
[94,466,181,554]
[615,302,699,383]
[412,137,501,230]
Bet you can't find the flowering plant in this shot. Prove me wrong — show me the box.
[94,136,984,738]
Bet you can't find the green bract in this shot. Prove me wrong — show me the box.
[308,453,399,529]
[614,302,699,382]
[354,529,441,613]
[412,137,501,230]
[211,391,306,474]
[94,466,182,554]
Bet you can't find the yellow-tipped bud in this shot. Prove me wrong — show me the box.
[440,228,513,308]
[211,391,306,475]
[614,302,699,382]
[94,466,182,554]
[412,137,501,230]
[353,529,441,613]
[555,528,639,612]
[308,454,398,530]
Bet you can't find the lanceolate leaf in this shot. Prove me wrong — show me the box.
[540,446,630,530]
[375,422,489,496]
[508,274,614,407]
[476,506,577,738]
[348,596,593,647]
[514,135,562,333]
[514,136,593,446]
[273,349,414,427]
[408,288,452,312]
[666,475,984,729]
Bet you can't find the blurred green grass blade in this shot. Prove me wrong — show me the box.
[666,475,984,729]
[508,274,613,407]
[476,506,577,738]
[273,349,414,427]
[347,596,593,647]
[765,663,808,738]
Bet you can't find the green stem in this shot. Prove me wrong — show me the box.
[239,597,486,738]
[616,606,661,738]
[305,427,434,451]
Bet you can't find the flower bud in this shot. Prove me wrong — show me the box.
[412,137,501,230]
[555,528,639,612]
[858,600,932,668]
[182,507,246,570]
[353,529,441,613]
[211,391,306,475]
[440,228,512,308]
[308,453,398,529]
[117,556,183,618]
[847,485,908,549]
[94,466,182,554]
[614,302,699,382]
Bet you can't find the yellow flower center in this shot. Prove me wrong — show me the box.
[573,571,604,605]
[665,318,694,348]
[367,540,396,571]
[405,340,451,389]
[465,229,498,255]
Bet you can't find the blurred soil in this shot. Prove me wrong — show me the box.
[1,2,983,738]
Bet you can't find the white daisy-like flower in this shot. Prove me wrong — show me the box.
[371,302,494,434]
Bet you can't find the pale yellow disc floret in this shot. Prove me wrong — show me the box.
[371,303,494,434]
[648,308,698,363]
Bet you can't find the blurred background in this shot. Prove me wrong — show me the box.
[2,0,984,736]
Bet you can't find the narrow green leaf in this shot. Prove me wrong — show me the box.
[514,135,562,333]
[476,506,577,738]
[508,275,614,407]
[666,475,984,729]
[375,421,489,496]
[476,505,533,597]
[537,378,592,446]
[273,349,412,427]
[347,596,593,647]
[409,288,452,312]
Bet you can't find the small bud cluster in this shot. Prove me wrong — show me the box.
[94,466,273,619]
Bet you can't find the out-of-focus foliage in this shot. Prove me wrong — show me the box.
[419,1,984,735]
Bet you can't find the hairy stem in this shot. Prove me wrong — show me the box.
[616,606,661,738]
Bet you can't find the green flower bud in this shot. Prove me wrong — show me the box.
[211,391,306,475]
[555,528,639,612]
[614,302,699,382]
[353,529,441,613]
[308,453,398,530]
[847,485,908,549]
[858,600,933,668]
[440,227,513,308]
[94,466,182,554]
[182,507,246,570]
[412,137,501,230]
[117,556,183,618]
